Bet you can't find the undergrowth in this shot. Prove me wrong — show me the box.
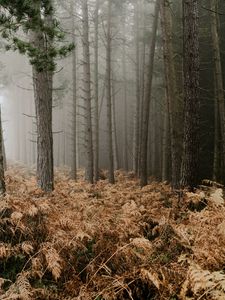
[0,166,225,299]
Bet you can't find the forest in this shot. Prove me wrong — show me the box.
[0,0,225,299]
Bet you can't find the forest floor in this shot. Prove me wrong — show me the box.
[0,166,225,300]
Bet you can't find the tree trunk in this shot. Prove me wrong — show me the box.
[210,0,225,181]
[111,72,119,170]
[162,96,170,182]
[106,0,115,184]
[31,2,54,192]
[122,14,128,172]
[0,107,5,196]
[70,0,77,180]
[138,0,147,177]
[133,0,141,175]
[180,0,200,189]
[160,0,181,188]
[94,0,100,182]
[140,0,160,187]
[81,0,94,183]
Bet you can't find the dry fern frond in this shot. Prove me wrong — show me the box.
[0,243,8,258]
[42,243,63,281]
[202,179,224,188]
[140,268,161,290]
[21,242,34,255]
[1,273,32,300]
[209,188,224,206]
[181,262,225,299]
[11,211,23,222]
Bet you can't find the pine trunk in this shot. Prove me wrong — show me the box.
[106,0,115,184]
[70,0,77,180]
[180,0,200,189]
[210,0,225,181]
[81,0,94,183]
[0,107,5,196]
[94,0,100,182]
[140,0,160,187]
[160,0,181,188]
[133,0,141,175]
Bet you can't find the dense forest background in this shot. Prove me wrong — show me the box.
[1,1,225,300]
[1,0,224,190]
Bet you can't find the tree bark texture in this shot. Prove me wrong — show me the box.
[180,0,200,189]
[140,0,160,187]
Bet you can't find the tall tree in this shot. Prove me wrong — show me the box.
[81,0,94,183]
[70,0,78,180]
[160,0,181,188]
[106,0,115,184]
[1,0,73,191]
[31,0,54,192]
[140,0,160,187]
[210,0,225,182]
[94,0,100,182]
[0,107,5,196]
[180,0,200,189]
[133,0,141,175]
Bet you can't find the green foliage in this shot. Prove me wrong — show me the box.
[0,0,74,71]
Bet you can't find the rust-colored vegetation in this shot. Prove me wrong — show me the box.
[0,166,225,299]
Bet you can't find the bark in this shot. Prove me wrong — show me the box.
[0,107,5,196]
[122,14,128,172]
[162,99,170,181]
[94,0,100,182]
[140,0,160,187]
[210,0,225,181]
[180,0,200,189]
[133,0,141,175]
[138,0,147,177]
[81,0,94,183]
[31,3,54,192]
[106,0,115,184]
[70,0,77,180]
[160,0,181,188]
[112,72,119,170]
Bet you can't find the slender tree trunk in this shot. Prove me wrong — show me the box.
[180,0,200,189]
[162,96,170,182]
[138,0,147,177]
[133,0,140,175]
[81,0,94,183]
[213,74,219,181]
[1,120,6,171]
[122,14,128,172]
[112,72,119,170]
[70,0,77,180]
[94,0,100,182]
[210,0,225,181]
[140,0,160,187]
[0,107,5,196]
[106,0,115,184]
[160,0,181,188]
[31,2,54,192]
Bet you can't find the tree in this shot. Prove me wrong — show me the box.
[105,0,115,184]
[180,0,200,189]
[133,0,141,175]
[210,0,225,182]
[160,0,181,188]
[0,106,5,195]
[81,0,94,183]
[70,0,78,181]
[140,0,160,187]
[94,0,100,182]
[31,0,54,192]
[0,0,73,192]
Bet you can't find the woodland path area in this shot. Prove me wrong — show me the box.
[0,166,225,300]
